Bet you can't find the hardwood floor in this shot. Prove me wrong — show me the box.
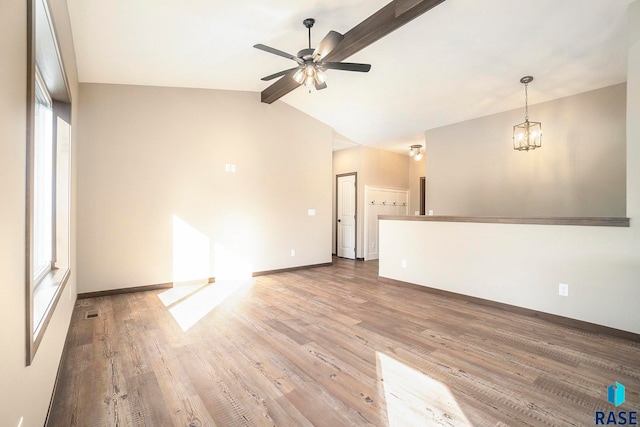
[48,258,640,426]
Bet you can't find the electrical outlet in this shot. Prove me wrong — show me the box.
[559,283,569,297]
[291,249,296,257]
[428,210,434,216]
[401,259,407,268]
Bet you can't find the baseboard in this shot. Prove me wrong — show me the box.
[252,262,333,277]
[44,308,74,426]
[378,276,640,343]
[78,282,173,299]
[77,261,334,299]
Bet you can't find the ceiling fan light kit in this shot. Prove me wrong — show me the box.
[513,75,542,151]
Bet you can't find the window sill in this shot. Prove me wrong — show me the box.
[33,266,70,337]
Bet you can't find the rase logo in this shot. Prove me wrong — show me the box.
[595,382,637,425]
[609,382,626,407]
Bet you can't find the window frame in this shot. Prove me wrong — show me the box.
[26,0,73,366]
[32,67,54,285]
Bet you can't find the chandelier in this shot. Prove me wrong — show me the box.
[513,76,542,151]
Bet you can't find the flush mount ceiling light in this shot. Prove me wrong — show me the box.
[513,76,542,152]
[409,144,423,161]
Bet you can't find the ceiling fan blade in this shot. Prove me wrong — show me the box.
[261,67,301,81]
[260,69,302,103]
[260,0,447,104]
[313,31,344,61]
[315,81,328,90]
[254,44,303,65]
[322,62,371,72]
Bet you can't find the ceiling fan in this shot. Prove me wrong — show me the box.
[254,18,371,93]
[257,0,447,104]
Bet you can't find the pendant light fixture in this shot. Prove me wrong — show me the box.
[513,76,542,151]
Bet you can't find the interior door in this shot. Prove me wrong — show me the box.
[337,174,356,259]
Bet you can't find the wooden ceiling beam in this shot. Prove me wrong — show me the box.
[260,0,446,104]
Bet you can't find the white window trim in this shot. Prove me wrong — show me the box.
[26,0,73,366]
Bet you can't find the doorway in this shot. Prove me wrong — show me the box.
[336,173,356,259]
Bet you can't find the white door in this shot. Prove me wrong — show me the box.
[337,174,356,259]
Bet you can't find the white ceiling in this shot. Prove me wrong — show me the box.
[67,0,632,153]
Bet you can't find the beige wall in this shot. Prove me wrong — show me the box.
[379,2,640,335]
[77,83,333,293]
[332,145,409,258]
[426,84,627,217]
[361,145,410,189]
[0,0,78,426]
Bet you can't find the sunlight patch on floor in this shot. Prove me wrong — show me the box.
[376,352,471,427]
[167,224,255,331]
[168,278,252,331]
[158,282,208,307]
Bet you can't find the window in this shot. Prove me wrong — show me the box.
[26,0,72,365]
[33,69,54,284]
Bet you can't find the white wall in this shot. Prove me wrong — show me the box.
[0,0,78,426]
[77,84,333,293]
[426,84,626,217]
[379,2,640,335]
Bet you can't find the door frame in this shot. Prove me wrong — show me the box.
[335,172,357,259]
[420,176,426,215]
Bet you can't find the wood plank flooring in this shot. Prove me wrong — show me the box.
[47,258,640,426]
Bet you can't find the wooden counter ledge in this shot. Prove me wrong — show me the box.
[378,215,630,227]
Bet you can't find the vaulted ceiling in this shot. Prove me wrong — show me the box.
[67,0,632,152]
